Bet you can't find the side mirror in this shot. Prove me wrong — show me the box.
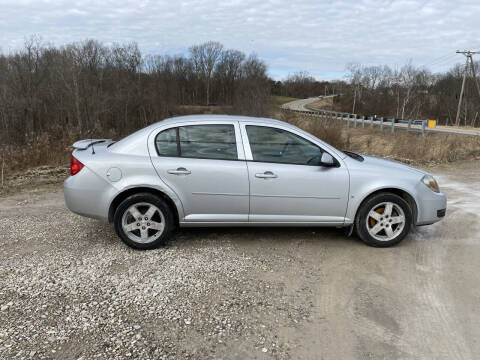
[319,152,336,167]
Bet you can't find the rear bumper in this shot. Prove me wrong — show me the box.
[64,167,113,222]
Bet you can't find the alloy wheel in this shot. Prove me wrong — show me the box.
[365,202,406,242]
[121,202,165,244]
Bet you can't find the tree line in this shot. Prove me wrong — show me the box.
[272,63,480,127]
[270,72,333,99]
[341,62,480,126]
[0,38,270,147]
[1,37,478,154]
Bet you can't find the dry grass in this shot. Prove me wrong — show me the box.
[2,111,480,192]
[0,105,233,176]
[0,135,72,194]
[271,96,299,106]
[279,112,480,165]
[305,97,335,111]
[2,135,71,173]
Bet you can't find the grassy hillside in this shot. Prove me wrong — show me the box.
[271,96,298,106]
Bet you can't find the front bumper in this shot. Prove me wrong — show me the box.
[437,208,446,218]
[415,187,447,226]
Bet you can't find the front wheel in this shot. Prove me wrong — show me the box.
[355,193,412,247]
[114,193,174,250]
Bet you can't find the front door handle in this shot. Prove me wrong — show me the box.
[167,167,191,175]
[255,171,278,179]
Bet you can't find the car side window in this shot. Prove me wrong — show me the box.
[179,124,237,160]
[155,128,178,157]
[246,125,323,165]
[155,124,238,160]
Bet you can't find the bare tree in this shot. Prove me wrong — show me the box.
[234,54,270,116]
[0,38,272,171]
[346,63,363,114]
[215,49,245,104]
[189,41,223,105]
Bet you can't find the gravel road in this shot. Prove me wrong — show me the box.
[1,160,479,359]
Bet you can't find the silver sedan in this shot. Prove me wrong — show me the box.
[64,115,446,249]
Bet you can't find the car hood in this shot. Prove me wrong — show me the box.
[358,154,427,176]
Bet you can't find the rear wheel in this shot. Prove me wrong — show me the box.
[355,193,412,247]
[114,193,174,250]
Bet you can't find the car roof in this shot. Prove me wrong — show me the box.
[132,114,295,138]
[159,114,287,126]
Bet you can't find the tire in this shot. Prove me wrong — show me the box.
[113,193,175,250]
[355,192,412,247]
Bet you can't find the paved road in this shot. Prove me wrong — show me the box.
[283,97,480,136]
[281,97,330,112]
[1,160,479,359]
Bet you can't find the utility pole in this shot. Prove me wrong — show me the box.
[455,50,480,127]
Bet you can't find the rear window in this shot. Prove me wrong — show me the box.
[155,124,237,160]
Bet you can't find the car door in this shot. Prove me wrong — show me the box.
[241,123,349,224]
[150,121,249,223]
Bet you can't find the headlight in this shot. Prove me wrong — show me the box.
[421,175,440,193]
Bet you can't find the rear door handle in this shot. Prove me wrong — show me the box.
[255,171,278,179]
[167,167,191,175]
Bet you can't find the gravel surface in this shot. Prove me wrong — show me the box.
[1,160,480,359]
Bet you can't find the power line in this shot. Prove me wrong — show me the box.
[428,57,460,71]
[421,53,457,68]
[431,55,458,66]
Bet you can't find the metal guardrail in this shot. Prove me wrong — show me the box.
[284,108,428,135]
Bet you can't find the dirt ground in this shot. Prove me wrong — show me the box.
[0,160,479,359]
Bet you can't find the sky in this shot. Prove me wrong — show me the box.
[1,0,479,80]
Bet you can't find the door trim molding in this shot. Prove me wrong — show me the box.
[251,193,340,199]
[192,192,248,197]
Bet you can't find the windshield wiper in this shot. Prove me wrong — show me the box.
[343,151,364,162]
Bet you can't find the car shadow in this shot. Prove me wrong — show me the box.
[89,220,423,251]
[171,226,361,248]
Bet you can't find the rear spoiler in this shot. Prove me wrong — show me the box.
[72,139,113,150]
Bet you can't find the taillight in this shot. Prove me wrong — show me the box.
[70,155,84,175]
